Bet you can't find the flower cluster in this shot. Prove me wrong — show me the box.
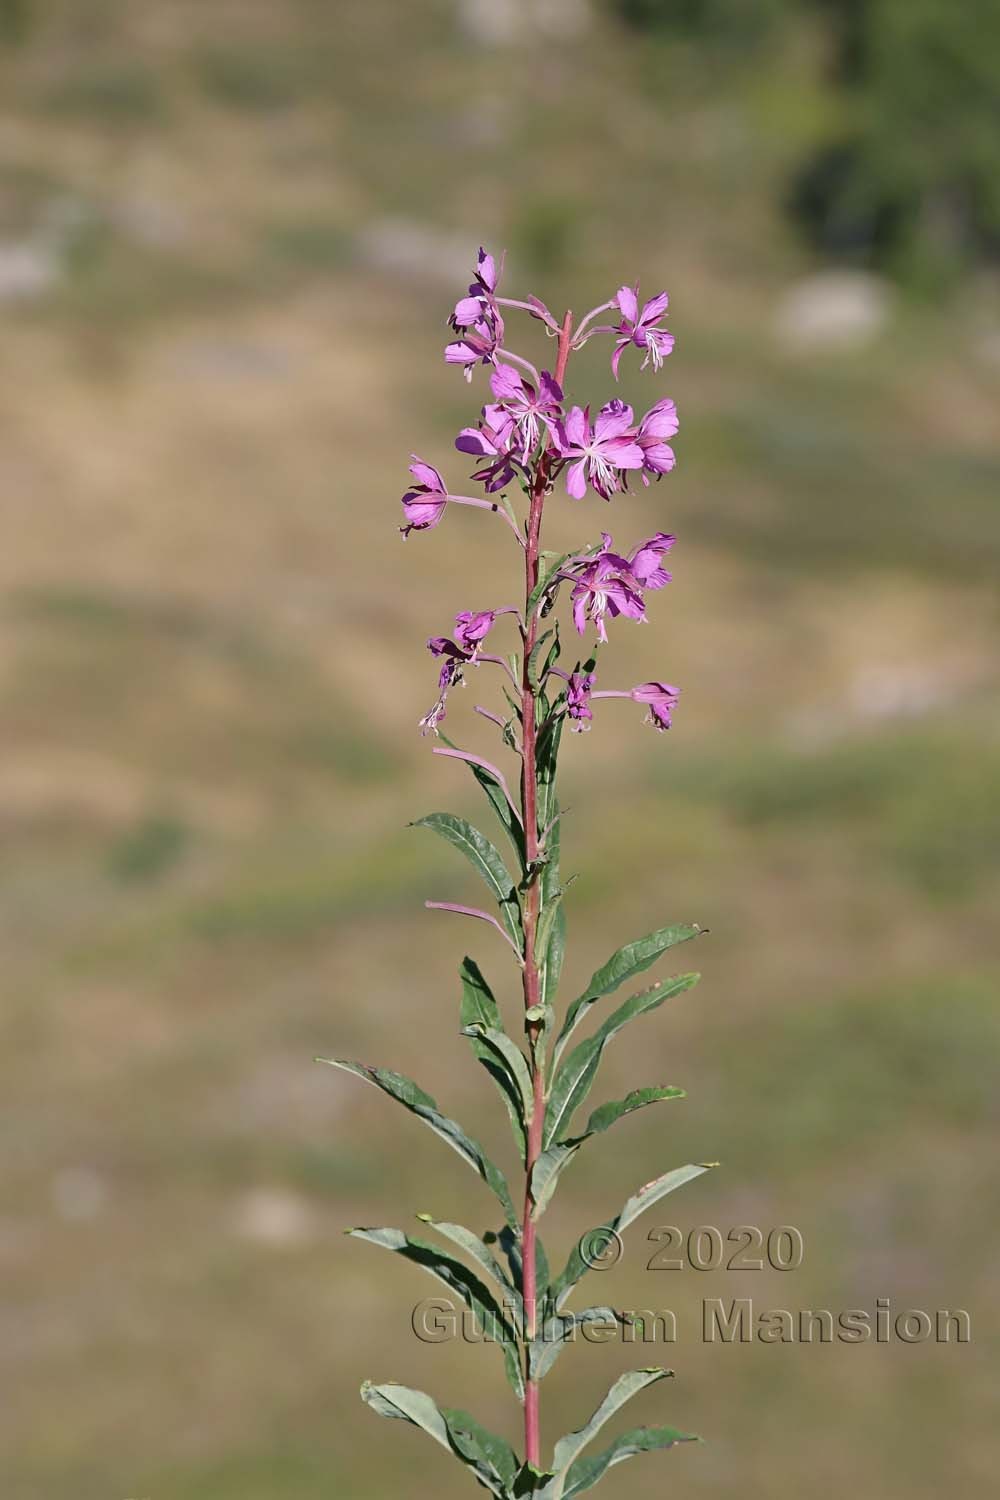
[399,247,682,737]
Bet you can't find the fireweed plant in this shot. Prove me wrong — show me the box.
[322,251,714,1498]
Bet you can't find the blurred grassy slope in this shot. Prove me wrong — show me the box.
[0,3,998,1498]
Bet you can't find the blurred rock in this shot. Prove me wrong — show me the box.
[234,1187,314,1247]
[51,1166,109,1222]
[114,191,188,249]
[457,0,589,45]
[359,217,473,283]
[774,270,891,352]
[0,239,58,302]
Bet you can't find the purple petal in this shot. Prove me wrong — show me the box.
[599,437,644,469]
[616,284,639,324]
[408,458,445,493]
[594,407,635,443]
[565,457,588,499]
[639,290,669,325]
[640,397,679,440]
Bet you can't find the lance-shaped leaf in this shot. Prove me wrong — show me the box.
[550,1163,717,1310]
[435,738,526,867]
[548,1368,672,1499]
[461,1024,533,1125]
[531,1086,685,1220]
[554,923,702,1064]
[411,813,523,947]
[317,1059,518,1231]
[348,1227,523,1400]
[416,1214,521,1316]
[361,1381,518,1498]
[514,1462,557,1497]
[538,794,566,1016]
[560,1423,699,1498]
[498,1225,550,1309]
[529,1306,625,1381]
[460,958,527,1163]
[544,975,698,1147]
[530,1141,580,1219]
[575,1084,686,1140]
[443,1406,521,1496]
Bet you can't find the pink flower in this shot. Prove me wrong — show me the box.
[628,531,675,590]
[553,405,644,501]
[631,681,680,731]
[490,366,563,462]
[635,397,679,483]
[565,670,595,731]
[455,404,519,492]
[611,287,675,378]
[453,610,497,651]
[400,458,447,537]
[566,534,646,642]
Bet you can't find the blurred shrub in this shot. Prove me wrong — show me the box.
[613,0,788,46]
[0,0,31,44]
[792,0,1000,284]
[109,814,189,884]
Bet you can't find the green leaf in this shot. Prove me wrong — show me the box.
[317,1058,518,1231]
[545,975,698,1147]
[498,1225,550,1309]
[576,1084,686,1139]
[348,1228,523,1400]
[561,1424,699,1497]
[438,733,526,868]
[412,813,523,947]
[527,628,556,693]
[548,1369,672,1499]
[361,1382,518,1498]
[461,1023,534,1152]
[530,1142,581,1218]
[529,1306,624,1381]
[532,1088,685,1220]
[526,551,574,617]
[442,1406,520,1495]
[417,1214,521,1314]
[460,958,528,1163]
[362,1380,452,1451]
[554,923,702,1063]
[550,1163,717,1310]
[514,1462,556,1497]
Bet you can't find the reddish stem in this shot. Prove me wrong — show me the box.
[520,309,573,1470]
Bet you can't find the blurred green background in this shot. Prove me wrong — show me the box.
[2,2,998,1497]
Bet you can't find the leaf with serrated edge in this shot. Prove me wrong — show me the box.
[554,923,701,1064]
[550,1164,717,1310]
[548,1369,672,1500]
[412,813,522,946]
[317,1058,518,1230]
[545,975,697,1147]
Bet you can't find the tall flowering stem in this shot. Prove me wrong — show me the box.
[325,250,714,1499]
[520,309,573,1465]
